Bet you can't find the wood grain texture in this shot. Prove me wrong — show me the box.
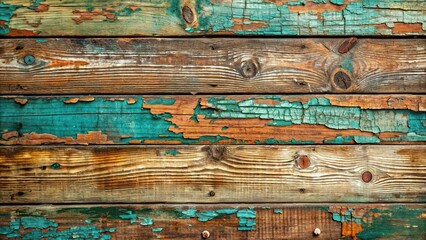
[0,0,425,36]
[0,145,424,203]
[1,95,425,145]
[0,204,424,239]
[1,38,425,94]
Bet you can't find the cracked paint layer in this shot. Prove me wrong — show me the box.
[0,0,425,36]
[0,95,424,145]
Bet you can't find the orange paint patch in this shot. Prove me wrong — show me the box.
[63,96,95,104]
[14,98,28,105]
[230,18,268,32]
[72,10,117,24]
[342,221,363,239]
[127,98,137,104]
[2,131,19,140]
[44,58,89,69]
[35,4,49,12]
[0,131,113,145]
[7,29,39,36]
[392,22,424,34]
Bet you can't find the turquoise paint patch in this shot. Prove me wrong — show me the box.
[85,219,92,224]
[237,208,256,231]
[139,217,153,226]
[0,2,22,35]
[28,0,45,10]
[119,211,137,224]
[178,209,197,219]
[215,208,238,214]
[288,1,306,6]
[221,126,229,130]
[354,135,381,143]
[146,97,176,105]
[35,38,47,43]
[21,217,58,229]
[340,57,353,73]
[273,209,283,214]
[50,163,61,169]
[330,0,344,5]
[164,149,181,156]
[197,211,219,222]
[152,227,163,232]
[324,135,354,144]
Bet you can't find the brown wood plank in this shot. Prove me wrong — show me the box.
[0,204,424,239]
[0,0,425,36]
[0,38,425,94]
[1,95,425,145]
[0,145,424,203]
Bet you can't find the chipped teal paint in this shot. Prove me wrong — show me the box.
[193,0,426,35]
[146,97,176,105]
[237,208,256,231]
[221,126,229,130]
[1,96,424,144]
[152,227,163,232]
[273,209,283,214]
[215,208,238,214]
[340,57,353,73]
[119,211,137,224]
[197,211,219,222]
[21,217,58,229]
[85,219,92,224]
[164,149,181,156]
[0,2,22,35]
[50,163,61,169]
[139,217,153,226]
[178,209,197,219]
[356,206,426,239]
[28,0,45,10]
[35,38,47,43]
[0,217,114,239]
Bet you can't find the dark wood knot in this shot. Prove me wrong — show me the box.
[240,59,259,78]
[182,6,194,24]
[202,145,228,161]
[332,69,352,90]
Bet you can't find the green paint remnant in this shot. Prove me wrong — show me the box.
[0,2,22,35]
[330,0,344,5]
[340,57,353,73]
[21,217,58,229]
[288,1,306,6]
[356,206,425,239]
[50,163,61,169]
[178,209,197,219]
[152,227,163,232]
[197,211,219,222]
[119,211,137,224]
[28,0,45,10]
[313,0,327,3]
[354,135,381,143]
[139,217,153,226]
[35,38,47,43]
[185,27,194,33]
[261,206,271,209]
[146,97,176,105]
[273,209,283,214]
[221,126,229,130]
[85,219,92,224]
[164,149,181,156]
[215,208,238,214]
[1,96,424,144]
[237,208,256,231]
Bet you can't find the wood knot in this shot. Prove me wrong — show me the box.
[362,171,372,183]
[182,6,194,24]
[296,155,311,169]
[202,145,228,161]
[332,68,352,90]
[338,37,358,54]
[239,59,259,78]
[24,55,36,65]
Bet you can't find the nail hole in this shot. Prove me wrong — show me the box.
[41,166,47,170]
[209,84,218,87]
[209,191,215,197]
[17,192,24,196]
[362,171,372,183]
[23,55,35,65]
[15,45,24,51]
[201,230,210,239]
[299,188,305,193]
[313,228,321,236]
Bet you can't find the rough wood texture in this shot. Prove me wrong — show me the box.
[1,95,425,145]
[0,204,424,239]
[1,145,424,203]
[1,38,425,94]
[0,0,425,36]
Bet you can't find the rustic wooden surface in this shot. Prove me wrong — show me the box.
[0,0,425,36]
[0,38,425,94]
[1,95,425,145]
[0,204,424,239]
[1,145,424,203]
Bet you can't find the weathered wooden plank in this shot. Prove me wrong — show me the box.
[0,0,425,36]
[0,204,424,239]
[1,95,425,145]
[1,38,425,94]
[1,145,424,203]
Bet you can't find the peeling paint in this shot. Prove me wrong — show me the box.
[164,149,181,156]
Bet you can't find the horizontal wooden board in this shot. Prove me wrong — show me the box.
[1,95,425,145]
[1,145,425,203]
[0,204,424,239]
[0,0,425,36]
[1,38,425,94]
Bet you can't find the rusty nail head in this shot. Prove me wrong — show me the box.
[240,60,258,78]
[338,37,358,54]
[297,155,311,169]
[182,6,194,24]
[333,70,352,89]
[201,230,210,239]
[209,191,215,197]
[313,228,321,236]
[362,171,372,183]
